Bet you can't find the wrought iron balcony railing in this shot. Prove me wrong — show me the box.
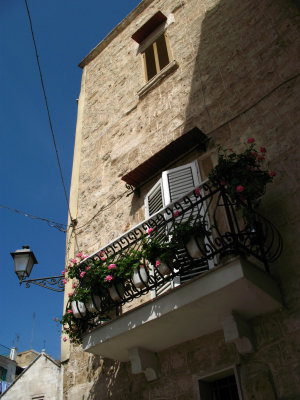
[66,182,282,337]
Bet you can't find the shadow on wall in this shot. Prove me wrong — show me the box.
[183,0,300,147]
[183,0,300,278]
[88,0,300,398]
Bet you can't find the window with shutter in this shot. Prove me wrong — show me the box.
[144,161,209,296]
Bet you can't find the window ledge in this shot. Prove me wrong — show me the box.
[137,60,179,98]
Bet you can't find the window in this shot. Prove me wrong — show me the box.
[144,161,211,295]
[132,11,175,87]
[198,368,243,400]
[143,33,171,81]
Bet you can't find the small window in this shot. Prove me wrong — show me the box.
[143,33,171,81]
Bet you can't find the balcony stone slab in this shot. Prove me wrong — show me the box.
[82,257,282,362]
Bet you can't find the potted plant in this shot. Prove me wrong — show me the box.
[171,215,210,259]
[208,138,276,207]
[143,237,176,275]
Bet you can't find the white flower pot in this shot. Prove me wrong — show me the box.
[86,295,101,313]
[132,267,148,288]
[71,301,86,318]
[109,283,124,301]
[186,234,206,259]
[156,260,171,275]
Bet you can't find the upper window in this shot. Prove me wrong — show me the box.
[143,33,171,81]
[132,11,174,84]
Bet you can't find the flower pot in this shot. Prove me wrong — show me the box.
[71,300,86,318]
[86,294,101,313]
[132,266,148,288]
[156,259,172,275]
[185,233,206,259]
[109,283,124,301]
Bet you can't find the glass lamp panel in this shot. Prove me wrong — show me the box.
[14,253,30,278]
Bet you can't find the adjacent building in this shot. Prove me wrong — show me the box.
[0,351,62,400]
[62,0,300,399]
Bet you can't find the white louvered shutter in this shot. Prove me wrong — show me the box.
[145,179,165,218]
[162,162,201,205]
[145,161,205,297]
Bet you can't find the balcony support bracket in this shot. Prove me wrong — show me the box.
[222,311,255,354]
[128,347,159,381]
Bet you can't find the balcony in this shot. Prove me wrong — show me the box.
[67,182,282,374]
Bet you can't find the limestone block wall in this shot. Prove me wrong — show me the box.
[62,0,300,398]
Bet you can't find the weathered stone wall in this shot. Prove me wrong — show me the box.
[63,0,300,398]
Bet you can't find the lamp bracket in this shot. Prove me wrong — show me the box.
[21,275,64,292]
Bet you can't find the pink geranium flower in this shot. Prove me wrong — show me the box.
[72,283,76,289]
[236,185,244,193]
[251,152,258,157]
[269,171,276,177]
[257,155,264,161]
[86,266,91,271]
[195,187,200,196]
[80,271,86,278]
[76,252,83,258]
[155,260,160,267]
[147,228,154,234]
[108,264,116,270]
[260,146,267,153]
[67,309,72,314]
[247,138,255,144]
[173,210,180,218]
[61,270,65,275]
[68,293,73,297]
[63,337,67,342]
[100,257,106,261]
[70,258,77,264]
[62,279,67,285]
[105,275,113,282]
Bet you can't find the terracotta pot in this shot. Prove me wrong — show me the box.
[86,294,101,313]
[185,234,206,259]
[109,283,124,301]
[71,301,86,318]
[132,266,148,288]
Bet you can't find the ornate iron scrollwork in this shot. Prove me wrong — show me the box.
[21,276,64,292]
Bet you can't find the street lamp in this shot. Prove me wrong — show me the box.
[11,245,64,292]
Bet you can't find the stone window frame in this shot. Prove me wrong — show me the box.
[193,365,244,400]
[136,14,179,98]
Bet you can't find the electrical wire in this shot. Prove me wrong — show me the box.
[0,204,67,233]
[74,190,127,231]
[24,0,79,250]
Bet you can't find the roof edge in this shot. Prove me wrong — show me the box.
[78,0,155,68]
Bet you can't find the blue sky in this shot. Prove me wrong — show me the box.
[1,0,141,360]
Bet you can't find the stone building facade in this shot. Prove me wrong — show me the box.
[1,352,62,400]
[62,0,300,399]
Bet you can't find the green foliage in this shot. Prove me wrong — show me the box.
[208,140,275,205]
[171,215,209,246]
[142,237,176,265]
